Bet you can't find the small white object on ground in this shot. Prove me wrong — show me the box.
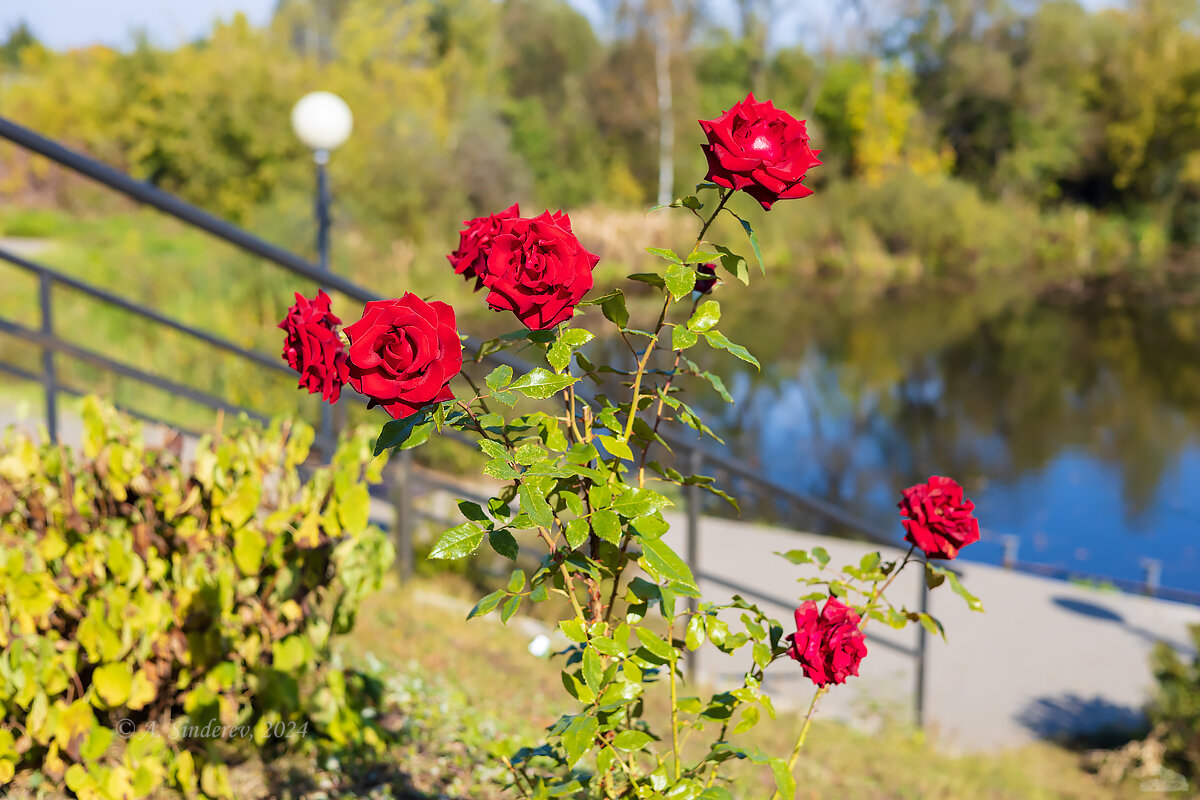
[528,634,551,658]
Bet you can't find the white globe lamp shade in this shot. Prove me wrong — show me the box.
[291,91,353,152]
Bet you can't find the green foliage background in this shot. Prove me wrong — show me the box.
[3,0,1200,261]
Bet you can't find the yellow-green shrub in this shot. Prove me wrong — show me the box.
[0,398,394,798]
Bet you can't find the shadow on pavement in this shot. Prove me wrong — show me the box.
[1017,692,1149,749]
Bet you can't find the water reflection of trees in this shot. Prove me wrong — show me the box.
[710,281,1200,522]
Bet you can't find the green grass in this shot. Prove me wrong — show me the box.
[330,574,1159,800]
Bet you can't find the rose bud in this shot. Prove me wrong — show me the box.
[694,262,719,294]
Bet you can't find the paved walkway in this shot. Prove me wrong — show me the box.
[659,513,1200,751]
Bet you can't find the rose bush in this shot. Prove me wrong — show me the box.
[280,92,983,799]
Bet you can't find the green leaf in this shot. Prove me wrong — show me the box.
[565,518,590,549]
[478,439,508,460]
[918,612,947,640]
[560,619,588,643]
[736,215,764,273]
[699,788,734,800]
[597,434,633,461]
[429,523,486,559]
[672,326,699,350]
[769,757,796,800]
[612,488,671,518]
[704,330,760,370]
[519,483,554,528]
[601,290,630,329]
[468,590,505,619]
[592,509,622,544]
[925,563,947,589]
[489,530,519,560]
[646,247,683,263]
[713,245,750,286]
[639,537,697,589]
[221,479,260,529]
[501,594,522,623]
[374,411,430,455]
[779,549,811,565]
[510,368,577,399]
[582,647,603,692]
[635,628,675,661]
[485,364,513,391]
[687,301,721,332]
[338,482,370,531]
[93,663,132,707]
[612,730,654,751]
[233,527,266,576]
[547,329,595,372]
[732,706,760,735]
[561,715,599,767]
[514,443,546,465]
[665,262,697,301]
[943,568,984,612]
[685,615,706,650]
[483,458,522,480]
[627,272,665,287]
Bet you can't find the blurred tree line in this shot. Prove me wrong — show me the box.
[2,0,1200,252]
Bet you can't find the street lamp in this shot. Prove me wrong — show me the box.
[291,91,353,270]
[292,91,352,453]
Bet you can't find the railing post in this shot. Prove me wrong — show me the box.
[1001,535,1019,569]
[1141,558,1161,597]
[391,449,415,581]
[685,445,702,678]
[38,270,57,443]
[914,568,928,729]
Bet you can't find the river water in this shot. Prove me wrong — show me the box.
[689,278,1200,594]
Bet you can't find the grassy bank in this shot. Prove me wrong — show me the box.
[45,574,1152,799]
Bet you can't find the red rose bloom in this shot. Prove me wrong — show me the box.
[898,476,981,560]
[447,202,520,289]
[278,290,348,403]
[787,597,867,687]
[477,210,599,330]
[694,262,718,294]
[343,294,463,420]
[699,93,821,210]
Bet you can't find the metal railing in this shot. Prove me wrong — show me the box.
[3,115,1199,730]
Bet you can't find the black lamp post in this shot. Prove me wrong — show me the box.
[291,91,353,453]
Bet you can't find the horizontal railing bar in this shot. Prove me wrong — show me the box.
[1009,559,1200,606]
[0,358,208,439]
[0,317,268,423]
[0,359,42,384]
[0,117,376,303]
[0,247,292,377]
